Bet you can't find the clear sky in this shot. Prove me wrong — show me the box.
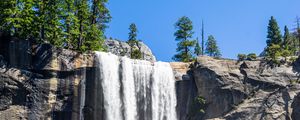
[106,0,300,62]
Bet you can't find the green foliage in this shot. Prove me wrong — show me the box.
[0,0,111,52]
[266,44,281,64]
[127,23,142,59]
[247,53,257,61]
[128,23,138,47]
[281,49,291,62]
[62,0,80,49]
[283,26,292,49]
[0,0,36,39]
[289,56,298,63]
[173,16,196,62]
[131,49,142,59]
[205,35,221,57]
[194,38,202,56]
[195,96,206,113]
[237,54,247,61]
[266,16,282,46]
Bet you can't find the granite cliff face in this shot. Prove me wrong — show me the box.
[183,56,300,120]
[1,34,300,120]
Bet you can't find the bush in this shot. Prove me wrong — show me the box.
[237,54,247,61]
[265,44,281,65]
[289,56,298,63]
[131,49,142,59]
[281,49,291,62]
[247,53,257,60]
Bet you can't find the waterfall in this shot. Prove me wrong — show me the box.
[81,52,177,120]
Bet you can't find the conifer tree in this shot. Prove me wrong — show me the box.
[76,0,90,50]
[0,0,35,39]
[282,26,292,49]
[127,23,142,59]
[46,0,64,46]
[63,0,79,49]
[205,35,221,57]
[0,0,111,52]
[266,16,282,46]
[173,16,196,62]
[128,23,138,47]
[194,37,202,56]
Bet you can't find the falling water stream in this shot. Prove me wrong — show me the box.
[80,52,177,120]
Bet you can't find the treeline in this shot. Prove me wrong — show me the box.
[0,0,111,52]
[173,16,221,62]
[238,16,300,64]
[264,16,300,64]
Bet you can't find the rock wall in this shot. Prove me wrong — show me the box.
[0,41,94,119]
[2,34,300,120]
[189,56,300,120]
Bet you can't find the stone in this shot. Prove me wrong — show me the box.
[186,56,300,120]
[104,39,156,61]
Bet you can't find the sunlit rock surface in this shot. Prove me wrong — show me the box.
[104,39,156,61]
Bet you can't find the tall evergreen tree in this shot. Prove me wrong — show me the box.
[127,23,142,59]
[282,26,291,49]
[76,0,90,50]
[127,23,138,47]
[45,0,64,46]
[62,0,79,49]
[82,0,111,51]
[205,35,221,57]
[0,0,35,39]
[0,0,111,52]
[173,16,196,62]
[90,0,111,32]
[266,16,282,46]
[194,37,202,56]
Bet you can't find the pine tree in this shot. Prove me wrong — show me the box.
[90,0,111,32]
[45,0,64,46]
[173,16,196,62]
[205,35,221,57]
[128,23,138,47]
[194,37,202,56]
[76,0,90,51]
[82,0,111,51]
[0,0,35,39]
[282,26,292,50]
[63,0,79,49]
[266,16,282,46]
[127,23,142,59]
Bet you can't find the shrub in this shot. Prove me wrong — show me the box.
[131,49,142,59]
[247,53,257,61]
[237,54,247,61]
[289,56,298,63]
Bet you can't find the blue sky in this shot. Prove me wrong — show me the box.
[106,0,300,61]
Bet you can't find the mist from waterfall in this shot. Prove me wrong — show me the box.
[82,52,177,120]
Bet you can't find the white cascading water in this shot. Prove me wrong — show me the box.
[81,52,177,120]
[97,52,123,120]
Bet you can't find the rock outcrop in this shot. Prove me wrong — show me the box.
[0,41,93,119]
[188,56,300,120]
[104,39,156,61]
